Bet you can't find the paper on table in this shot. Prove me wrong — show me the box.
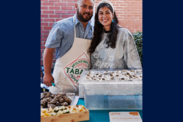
[70,96,79,106]
[109,112,142,122]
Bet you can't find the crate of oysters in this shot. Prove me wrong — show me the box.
[79,69,142,97]
[41,92,75,108]
[41,105,89,122]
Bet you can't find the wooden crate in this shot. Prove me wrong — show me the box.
[41,109,89,122]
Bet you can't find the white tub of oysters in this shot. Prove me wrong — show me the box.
[85,69,142,81]
[78,69,142,110]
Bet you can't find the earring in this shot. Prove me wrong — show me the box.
[112,19,114,23]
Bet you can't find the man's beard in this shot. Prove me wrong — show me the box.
[77,9,93,22]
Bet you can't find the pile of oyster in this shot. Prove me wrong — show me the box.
[41,92,72,108]
[85,70,142,81]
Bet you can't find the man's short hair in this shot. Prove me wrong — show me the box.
[77,0,95,5]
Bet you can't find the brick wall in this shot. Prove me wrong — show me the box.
[95,0,142,32]
[41,0,142,65]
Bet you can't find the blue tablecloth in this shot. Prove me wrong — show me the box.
[77,98,143,122]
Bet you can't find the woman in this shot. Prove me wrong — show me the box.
[89,0,142,70]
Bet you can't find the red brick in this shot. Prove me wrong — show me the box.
[49,15,61,18]
[67,3,76,6]
[41,6,48,10]
[137,2,142,5]
[117,2,128,5]
[115,7,124,10]
[55,11,67,14]
[129,2,138,5]
[125,11,139,15]
[49,7,60,10]
[41,46,46,49]
[129,6,142,10]
[43,34,49,38]
[42,10,54,14]
[112,3,120,6]
[62,0,72,2]
[117,16,124,19]
[73,0,77,1]
[115,9,124,12]
[41,0,48,1]
[56,19,62,21]
[41,23,49,26]
[67,11,76,14]
[62,7,72,10]
[49,0,60,2]
[41,38,47,41]
[126,4,141,6]
[130,16,138,19]
[62,15,73,18]
[44,19,55,22]
[55,3,66,6]
[44,26,52,30]
[41,47,45,51]
[115,2,127,4]
[41,15,48,18]
[40,49,44,52]
[41,30,49,33]
[42,2,54,6]
[49,23,54,26]
[115,11,124,15]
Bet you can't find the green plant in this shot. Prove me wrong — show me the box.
[133,31,143,65]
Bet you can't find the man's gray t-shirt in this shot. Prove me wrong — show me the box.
[45,14,93,59]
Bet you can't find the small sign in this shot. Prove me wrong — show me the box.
[109,112,142,122]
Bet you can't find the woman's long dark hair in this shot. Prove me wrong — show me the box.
[88,3,119,54]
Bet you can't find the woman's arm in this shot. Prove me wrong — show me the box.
[123,29,142,69]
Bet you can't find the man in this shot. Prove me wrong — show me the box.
[43,0,94,95]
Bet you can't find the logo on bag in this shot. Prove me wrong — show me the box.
[64,52,90,89]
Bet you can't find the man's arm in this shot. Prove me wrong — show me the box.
[43,47,55,86]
